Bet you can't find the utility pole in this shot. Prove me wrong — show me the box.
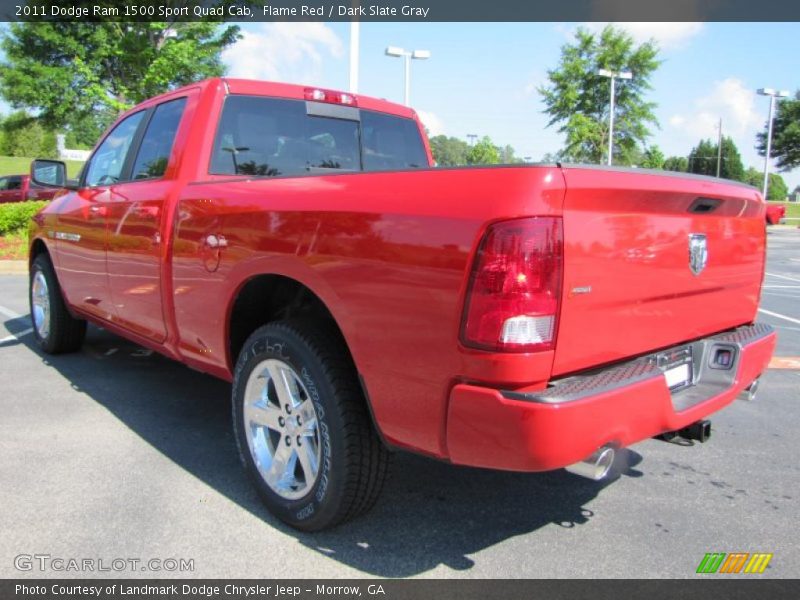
[349,21,359,93]
[716,118,723,178]
[757,88,790,198]
[598,69,633,166]
[384,46,430,106]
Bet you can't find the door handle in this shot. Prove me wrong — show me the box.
[89,205,108,217]
[133,205,159,218]
[204,234,228,249]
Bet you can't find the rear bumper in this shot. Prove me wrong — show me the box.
[445,323,776,472]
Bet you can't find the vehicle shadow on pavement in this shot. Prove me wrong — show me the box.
[17,323,643,578]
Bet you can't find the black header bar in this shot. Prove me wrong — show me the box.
[1,0,800,22]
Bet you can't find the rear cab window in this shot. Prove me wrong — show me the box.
[361,110,428,170]
[210,95,428,177]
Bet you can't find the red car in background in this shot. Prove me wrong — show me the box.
[0,174,59,203]
[766,203,786,225]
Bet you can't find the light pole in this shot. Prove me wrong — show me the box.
[467,134,478,146]
[598,68,632,166]
[757,88,790,198]
[385,46,430,106]
[349,22,360,93]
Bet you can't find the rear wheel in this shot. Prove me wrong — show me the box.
[232,321,390,531]
[29,254,86,354]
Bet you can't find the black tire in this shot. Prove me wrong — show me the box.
[29,253,87,354]
[232,320,390,531]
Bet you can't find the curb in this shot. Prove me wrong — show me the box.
[0,260,27,275]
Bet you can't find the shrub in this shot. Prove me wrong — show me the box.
[0,201,48,236]
[0,111,59,158]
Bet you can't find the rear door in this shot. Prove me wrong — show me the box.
[105,96,189,343]
[554,167,765,376]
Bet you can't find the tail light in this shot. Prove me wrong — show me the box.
[461,217,563,352]
[304,87,357,106]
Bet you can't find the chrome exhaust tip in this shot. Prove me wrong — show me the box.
[740,378,760,402]
[565,445,616,481]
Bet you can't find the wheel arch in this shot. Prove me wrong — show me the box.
[225,272,390,447]
[226,272,355,375]
[29,237,51,270]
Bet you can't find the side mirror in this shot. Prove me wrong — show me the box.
[31,159,77,190]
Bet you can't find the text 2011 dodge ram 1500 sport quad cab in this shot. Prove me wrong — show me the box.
[27,78,776,531]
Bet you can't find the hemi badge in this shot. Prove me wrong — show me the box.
[54,232,81,242]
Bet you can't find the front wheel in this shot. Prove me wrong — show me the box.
[232,321,390,531]
[29,254,86,354]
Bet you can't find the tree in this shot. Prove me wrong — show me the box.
[687,136,745,181]
[756,90,800,171]
[0,21,240,134]
[663,156,688,172]
[497,144,522,164]
[429,135,470,166]
[767,173,788,201]
[640,145,665,169]
[0,111,58,158]
[742,166,762,188]
[64,108,118,149]
[467,136,500,165]
[539,25,660,164]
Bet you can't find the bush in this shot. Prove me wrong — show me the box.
[0,201,48,236]
[0,111,59,158]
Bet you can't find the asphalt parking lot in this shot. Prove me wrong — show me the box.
[1,227,799,579]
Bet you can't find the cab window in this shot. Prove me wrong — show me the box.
[210,96,360,177]
[361,111,428,171]
[131,98,187,180]
[84,111,145,187]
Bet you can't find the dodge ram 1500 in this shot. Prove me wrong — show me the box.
[28,78,776,530]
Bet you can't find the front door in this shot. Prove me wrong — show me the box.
[55,110,146,321]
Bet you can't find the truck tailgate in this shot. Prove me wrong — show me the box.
[553,166,766,377]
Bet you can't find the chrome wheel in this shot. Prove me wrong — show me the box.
[243,359,321,500]
[31,270,51,340]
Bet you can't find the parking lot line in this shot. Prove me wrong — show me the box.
[0,304,32,344]
[758,308,800,326]
[765,272,800,283]
[0,304,22,320]
[0,328,32,344]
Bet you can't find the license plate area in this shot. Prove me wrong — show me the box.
[649,345,694,392]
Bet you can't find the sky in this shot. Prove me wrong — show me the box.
[220,21,800,191]
[0,21,797,191]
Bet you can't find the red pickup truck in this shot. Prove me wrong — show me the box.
[0,174,59,203]
[27,78,776,531]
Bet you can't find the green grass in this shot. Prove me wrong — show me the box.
[0,229,27,260]
[0,155,85,178]
[767,200,800,219]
